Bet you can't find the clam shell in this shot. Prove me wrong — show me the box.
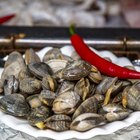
[1,51,26,84]
[53,69,64,83]
[46,59,68,73]
[56,80,75,95]
[99,103,131,117]
[39,90,56,107]
[25,48,41,65]
[4,51,25,68]
[70,113,106,132]
[41,75,58,92]
[0,80,3,94]
[28,106,51,129]
[43,48,63,62]
[26,94,42,108]
[102,103,124,113]
[105,111,130,122]
[74,78,90,100]
[0,94,30,117]
[28,62,53,79]
[46,114,71,131]
[18,67,33,81]
[53,90,80,114]
[4,75,19,95]
[62,60,91,81]
[125,82,140,110]
[95,77,118,95]
[19,78,41,94]
[88,66,102,84]
[72,96,98,120]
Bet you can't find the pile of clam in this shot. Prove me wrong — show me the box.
[0,48,140,132]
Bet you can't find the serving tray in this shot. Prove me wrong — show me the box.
[0,46,140,140]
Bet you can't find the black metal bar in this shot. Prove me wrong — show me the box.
[0,26,140,39]
[0,26,140,51]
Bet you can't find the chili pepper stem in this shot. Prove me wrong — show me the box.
[69,25,76,36]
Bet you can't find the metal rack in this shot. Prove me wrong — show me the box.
[0,26,139,60]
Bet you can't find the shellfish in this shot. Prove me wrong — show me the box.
[46,114,71,131]
[0,94,30,117]
[62,60,91,81]
[53,90,80,114]
[70,113,106,132]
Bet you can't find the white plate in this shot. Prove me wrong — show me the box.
[0,46,140,140]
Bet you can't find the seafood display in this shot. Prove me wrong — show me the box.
[0,47,140,133]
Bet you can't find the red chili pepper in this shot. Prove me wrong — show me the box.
[69,26,140,79]
[0,14,15,24]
